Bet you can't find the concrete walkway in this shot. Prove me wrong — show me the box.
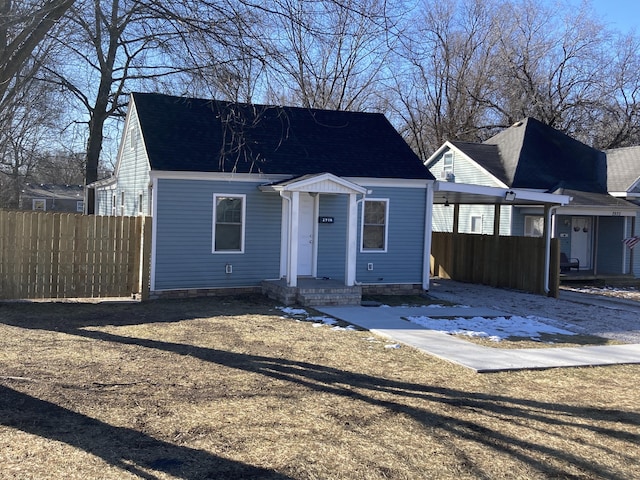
[315,305,640,373]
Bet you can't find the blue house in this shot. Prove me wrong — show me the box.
[92,93,436,304]
[425,118,639,278]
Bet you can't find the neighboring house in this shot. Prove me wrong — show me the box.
[91,92,436,301]
[606,145,640,276]
[425,118,639,277]
[19,183,84,213]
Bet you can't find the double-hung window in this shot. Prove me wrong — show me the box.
[213,194,245,253]
[361,199,388,252]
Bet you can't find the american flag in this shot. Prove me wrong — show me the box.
[622,236,640,249]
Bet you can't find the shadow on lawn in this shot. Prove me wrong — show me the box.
[2,298,639,479]
[0,384,292,479]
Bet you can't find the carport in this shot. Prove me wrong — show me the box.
[431,181,572,296]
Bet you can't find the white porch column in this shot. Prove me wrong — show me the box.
[288,191,300,287]
[279,193,290,279]
[345,192,358,286]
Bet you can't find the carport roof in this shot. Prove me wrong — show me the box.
[433,181,572,205]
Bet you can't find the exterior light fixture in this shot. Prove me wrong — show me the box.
[505,190,516,201]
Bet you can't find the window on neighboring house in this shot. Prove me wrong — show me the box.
[76,201,84,213]
[443,152,454,172]
[213,194,245,253]
[112,194,117,216]
[32,199,46,211]
[362,199,388,251]
[470,215,482,233]
[525,215,544,237]
[129,127,138,150]
[120,191,125,215]
[138,193,143,214]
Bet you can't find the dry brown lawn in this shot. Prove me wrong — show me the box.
[0,295,638,479]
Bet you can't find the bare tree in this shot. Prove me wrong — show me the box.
[0,0,75,105]
[486,0,608,139]
[590,32,640,149]
[390,0,502,159]
[257,0,399,111]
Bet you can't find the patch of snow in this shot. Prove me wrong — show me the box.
[278,307,308,316]
[385,343,401,349]
[406,315,576,342]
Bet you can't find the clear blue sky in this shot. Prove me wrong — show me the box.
[589,0,640,33]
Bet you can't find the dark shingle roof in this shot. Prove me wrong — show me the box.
[482,118,607,193]
[605,146,640,192]
[132,92,433,180]
[450,141,508,183]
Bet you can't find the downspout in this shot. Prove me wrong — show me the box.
[544,205,560,295]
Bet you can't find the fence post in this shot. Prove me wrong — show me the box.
[139,216,152,301]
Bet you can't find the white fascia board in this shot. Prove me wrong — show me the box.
[435,181,572,205]
[149,170,290,183]
[278,172,369,195]
[423,142,455,168]
[610,190,640,198]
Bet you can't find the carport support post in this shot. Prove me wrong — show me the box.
[452,203,460,234]
[493,204,501,236]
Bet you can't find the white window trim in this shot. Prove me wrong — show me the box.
[470,215,483,233]
[360,198,389,253]
[443,152,454,172]
[212,193,246,254]
[76,200,84,213]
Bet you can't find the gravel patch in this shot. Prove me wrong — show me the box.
[427,279,640,344]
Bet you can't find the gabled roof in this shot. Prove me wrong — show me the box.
[449,141,508,184]
[482,118,607,193]
[131,92,433,180]
[605,146,640,193]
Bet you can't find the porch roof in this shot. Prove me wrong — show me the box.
[258,173,368,195]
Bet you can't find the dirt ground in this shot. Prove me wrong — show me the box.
[1,292,639,479]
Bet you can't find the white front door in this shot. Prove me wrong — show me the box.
[297,193,315,276]
[571,217,592,269]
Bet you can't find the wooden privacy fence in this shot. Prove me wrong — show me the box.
[431,232,560,297]
[0,210,151,300]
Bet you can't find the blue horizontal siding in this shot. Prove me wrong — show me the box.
[153,179,281,290]
[357,186,427,284]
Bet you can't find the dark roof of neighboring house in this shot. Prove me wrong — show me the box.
[482,118,607,193]
[21,183,84,200]
[450,141,507,183]
[131,92,433,180]
[605,146,640,192]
